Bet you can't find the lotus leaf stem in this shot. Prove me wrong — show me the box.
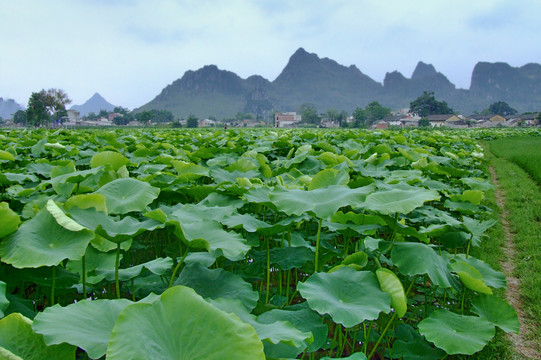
[314,218,322,272]
[115,242,121,299]
[367,312,397,360]
[82,254,87,299]
[51,266,56,305]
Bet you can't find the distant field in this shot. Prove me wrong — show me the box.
[489,136,541,185]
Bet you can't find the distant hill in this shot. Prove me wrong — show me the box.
[136,48,541,118]
[71,93,116,116]
[0,98,23,119]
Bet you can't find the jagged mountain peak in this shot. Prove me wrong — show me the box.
[411,61,438,79]
[70,92,116,116]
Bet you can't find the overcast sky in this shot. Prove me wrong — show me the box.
[1,0,540,109]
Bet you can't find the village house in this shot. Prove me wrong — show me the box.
[426,114,460,127]
[275,112,301,128]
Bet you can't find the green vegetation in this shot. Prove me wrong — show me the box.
[0,128,535,359]
[410,91,454,117]
[486,101,518,117]
[489,136,541,185]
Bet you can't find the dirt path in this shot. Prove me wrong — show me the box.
[489,166,540,359]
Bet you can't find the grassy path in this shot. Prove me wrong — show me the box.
[484,143,541,359]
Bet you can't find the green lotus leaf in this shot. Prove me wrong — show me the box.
[418,310,495,355]
[461,217,497,236]
[0,202,21,239]
[0,172,39,185]
[66,245,118,284]
[167,203,237,223]
[95,178,159,214]
[391,324,446,360]
[0,313,75,360]
[46,199,87,232]
[376,268,407,317]
[33,299,133,359]
[452,261,492,294]
[226,158,259,172]
[258,307,328,353]
[175,263,258,311]
[270,184,374,219]
[453,190,485,205]
[170,160,209,180]
[0,150,15,161]
[309,168,350,190]
[177,220,251,261]
[90,151,129,171]
[221,213,273,233]
[207,298,313,359]
[471,294,520,334]
[342,251,369,268]
[362,188,440,215]
[270,247,314,270]
[64,193,108,213]
[0,210,95,268]
[298,267,391,328]
[106,286,265,359]
[391,242,456,289]
[460,177,495,191]
[97,257,173,282]
[0,281,8,318]
[451,254,506,289]
[211,168,260,184]
[68,207,162,243]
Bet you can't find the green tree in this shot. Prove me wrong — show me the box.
[365,101,391,125]
[409,91,453,117]
[418,118,431,127]
[13,110,26,125]
[298,103,320,125]
[135,111,153,124]
[26,89,71,127]
[186,115,199,128]
[487,101,518,116]
[352,107,366,128]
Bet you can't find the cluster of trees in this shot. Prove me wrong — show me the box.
[13,89,71,127]
[409,91,454,117]
[297,101,392,128]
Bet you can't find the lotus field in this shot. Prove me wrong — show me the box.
[0,128,520,359]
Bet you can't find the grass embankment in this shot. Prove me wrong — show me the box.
[470,137,541,359]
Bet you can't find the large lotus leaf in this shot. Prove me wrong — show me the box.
[451,261,492,294]
[207,298,313,359]
[0,149,15,161]
[471,294,520,334]
[170,160,209,180]
[270,247,314,270]
[391,324,446,360]
[175,263,258,311]
[32,299,133,359]
[64,193,108,213]
[211,168,260,184]
[376,268,407,317]
[106,285,265,360]
[221,213,273,233]
[96,178,160,214]
[269,185,374,219]
[226,158,259,172]
[258,307,328,353]
[298,267,390,328]
[309,168,350,190]
[450,254,506,289]
[167,203,237,223]
[461,217,497,236]
[66,245,118,284]
[391,242,456,289]
[460,178,495,191]
[68,207,162,243]
[0,210,94,268]
[177,220,251,261]
[0,281,8,318]
[418,310,495,355]
[97,257,173,282]
[0,202,21,238]
[0,313,75,360]
[362,188,440,215]
[90,151,129,171]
